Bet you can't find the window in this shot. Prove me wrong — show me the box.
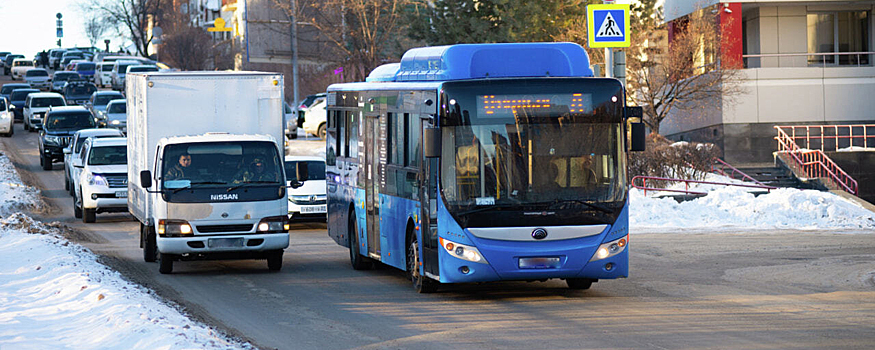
[808,11,870,65]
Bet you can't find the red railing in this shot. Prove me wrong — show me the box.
[631,176,777,196]
[774,126,859,194]
[710,157,767,186]
[775,124,875,152]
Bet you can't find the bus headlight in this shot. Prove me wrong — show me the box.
[590,235,628,262]
[257,216,290,232]
[158,219,193,237]
[440,237,488,264]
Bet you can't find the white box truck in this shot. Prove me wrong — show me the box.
[127,71,293,274]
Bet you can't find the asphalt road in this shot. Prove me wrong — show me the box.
[2,74,875,350]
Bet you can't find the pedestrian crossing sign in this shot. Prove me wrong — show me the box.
[587,4,631,48]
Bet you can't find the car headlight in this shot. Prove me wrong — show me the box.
[257,215,290,232]
[111,120,120,125]
[44,135,61,145]
[590,235,628,262]
[440,237,488,264]
[9,104,15,110]
[158,219,193,237]
[87,173,108,187]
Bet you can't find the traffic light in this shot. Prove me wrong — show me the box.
[57,39,61,47]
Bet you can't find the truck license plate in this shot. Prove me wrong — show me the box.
[301,205,327,214]
[115,191,128,198]
[208,238,244,248]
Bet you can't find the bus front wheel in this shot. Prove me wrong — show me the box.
[566,278,595,290]
[407,236,437,293]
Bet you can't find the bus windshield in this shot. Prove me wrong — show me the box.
[439,79,626,226]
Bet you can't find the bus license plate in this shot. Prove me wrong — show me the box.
[519,257,561,269]
[208,238,244,248]
[115,191,128,198]
[301,205,327,214]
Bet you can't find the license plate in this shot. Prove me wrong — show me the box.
[208,237,244,248]
[519,257,561,269]
[115,191,128,198]
[300,205,327,213]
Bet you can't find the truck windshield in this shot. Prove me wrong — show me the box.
[439,78,627,228]
[160,141,284,203]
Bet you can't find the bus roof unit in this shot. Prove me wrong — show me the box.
[371,42,593,83]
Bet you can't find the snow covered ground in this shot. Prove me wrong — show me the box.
[0,145,872,349]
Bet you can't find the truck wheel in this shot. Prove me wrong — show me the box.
[317,124,327,140]
[267,251,283,271]
[566,278,594,290]
[407,235,437,293]
[83,208,96,223]
[41,155,51,170]
[348,212,372,270]
[142,224,157,263]
[158,253,174,274]
[72,193,82,219]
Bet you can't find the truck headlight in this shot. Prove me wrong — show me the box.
[590,235,628,262]
[257,215,289,232]
[158,219,193,237]
[440,237,488,264]
[87,173,108,187]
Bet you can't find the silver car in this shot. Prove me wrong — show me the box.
[103,99,127,133]
[24,68,50,90]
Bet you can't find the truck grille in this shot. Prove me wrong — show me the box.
[103,174,127,188]
[196,224,253,233]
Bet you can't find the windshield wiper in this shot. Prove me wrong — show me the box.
[171,181,227,193]
[547,199,614,214]
[226,181,278,192]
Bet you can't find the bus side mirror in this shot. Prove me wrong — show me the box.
[630,123,646,152]
[423,127,441,158]
[140,170,152,188]
[296,162,309,184]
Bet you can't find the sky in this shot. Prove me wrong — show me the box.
[0,0,126,58]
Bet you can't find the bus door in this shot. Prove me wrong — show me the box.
[419,117,439,277]
[364,113,381,258]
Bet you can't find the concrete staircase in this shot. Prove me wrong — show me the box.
[729,162,825,190]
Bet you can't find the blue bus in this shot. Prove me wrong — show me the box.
[324,42,645,292]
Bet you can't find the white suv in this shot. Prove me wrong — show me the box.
[284,156,327,220]
[64,128,125,196]
[23,92,66,131]
[301,97,326,139]
[71,137,129,223]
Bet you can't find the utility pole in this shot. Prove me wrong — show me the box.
[290,0,299,105]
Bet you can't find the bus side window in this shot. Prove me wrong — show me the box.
[348,111,359,158]
[408,114,421,167]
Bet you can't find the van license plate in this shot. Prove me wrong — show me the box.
[301,205,327,213]
[115,191,128,198]
[519,257,561,269]
[208,238,244,248]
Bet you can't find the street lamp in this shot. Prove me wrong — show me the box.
[104,40,111,52]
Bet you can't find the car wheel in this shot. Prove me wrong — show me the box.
[83,208,96,223]
[142,224,157,263]
[267,250,283,271]
[158,253,174,274]
[64,175,70,191]
[41,154,52,170]
[72,192,82,219]
[317,123,327,140]
[289,133,298,139]
[23,122,28,131]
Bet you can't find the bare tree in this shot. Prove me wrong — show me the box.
[84,16,109,47]
[625,6,744,134]
[81,0,164,57]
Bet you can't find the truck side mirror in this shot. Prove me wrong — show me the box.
[423,127,441,158]
[630,123,646,152]
[140,170,152,188]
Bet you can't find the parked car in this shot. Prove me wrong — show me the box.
[110,60,141,91]
[301,95,327,139]
[0,97,13,137]
[284,101,298,139]
[39,106,97,170]
[0,83,31,101]
[23,92,66,131]
[95,62,114,87]
[71,137,129,223]
[51,71,81,92]
[103,100,127,132]
[3,54,23,75]
[62,81,98,106]
[8,88,39,121]
[87,91,124,122]
[284,156,327,220]
[10,59,33,80]
[64,128,125,195]
[23,69,50,90]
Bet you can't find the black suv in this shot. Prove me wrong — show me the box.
[39,106,97,170]
[62,80,98,106]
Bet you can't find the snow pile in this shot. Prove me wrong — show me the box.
[0,152,251,350]
[630,186,875,230]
